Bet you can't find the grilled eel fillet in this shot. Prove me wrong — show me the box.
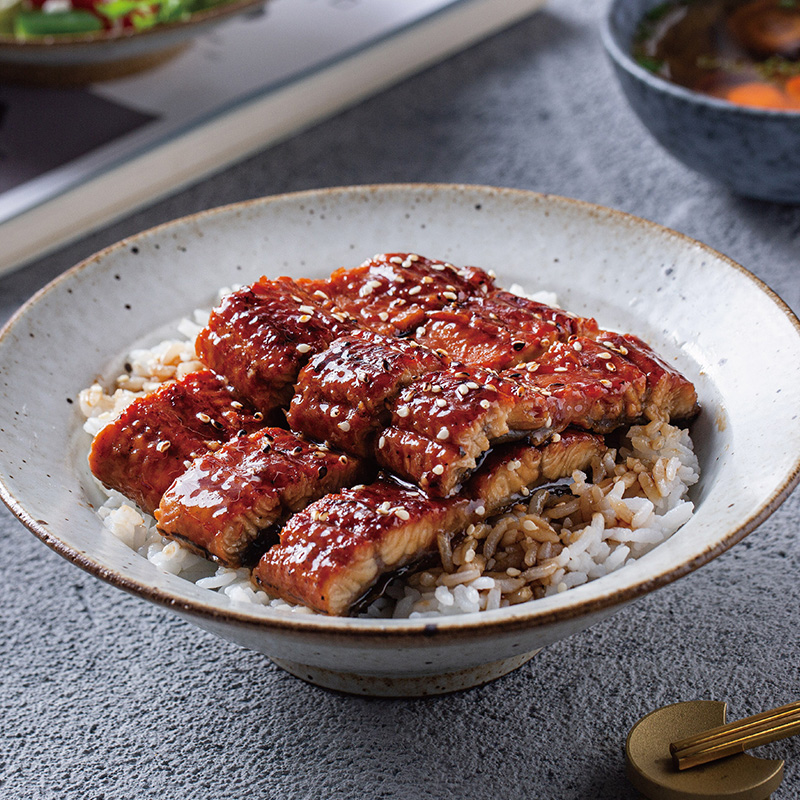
[155,428,368,567]
[253,429,605,615]
[196,255,697,496]
[88,369,264,515]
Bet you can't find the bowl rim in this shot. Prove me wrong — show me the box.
[600,0,800,118]
[0,0,266,50]
[2,182,800,641]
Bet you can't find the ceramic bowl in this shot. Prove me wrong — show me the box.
[2,184,799,697]
[0,0,267,84]
[601,0,800,204]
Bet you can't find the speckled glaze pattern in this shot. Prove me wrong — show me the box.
[1,184,799,695]
[602,0,800,204]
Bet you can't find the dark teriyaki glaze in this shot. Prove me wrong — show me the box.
[196,276,354,417]
[286,329,448,457]
[155,428,369,567]
[89,369,265,515]
[299,252,495,336]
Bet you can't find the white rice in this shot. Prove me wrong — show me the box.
[80,294,700,618]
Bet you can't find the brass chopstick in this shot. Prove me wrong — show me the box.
[670,700,800,770]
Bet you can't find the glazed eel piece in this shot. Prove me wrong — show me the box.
[88,369,265,516]
[287,329,561,496]
[286,331,696,499]
[155,428,369,567]
[253,429,605,616]
[195,276,354,418]
[504,334,698,432]
[298,252,496,336]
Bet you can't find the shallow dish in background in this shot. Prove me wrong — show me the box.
[1,183,799,696]
[602,0,800,204]
[0,0,268,84]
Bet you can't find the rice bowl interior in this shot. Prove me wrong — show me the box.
[1,184,798,695]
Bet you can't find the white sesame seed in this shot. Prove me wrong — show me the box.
[526,362,540,372]
[442,291,458,301]
[331,407,340,418]
[521,487,530,497]
[394,507,411,521]
[298,314,312,323]
[436,427,449,440]
[597,351,612,359]
[572,341,583,351]
[338,455,348,464]
[436,398,447,408]
[397,405,410,418]
[432,464,445,475]
[408,254,420,262]
[467,382,480,390]
[197,412,211,423]
[156,440,170,452]
[422,276,434,284]
[313,291,328,300]
[605,362,617,372]
[231,401,243,409]
[298,305,315,314]
[297,343,312,353]
[378,436,386,449]
[337,421,351,432]
[379,312,389,322]
[389,256,403,264]
[551,432,562,442]
[416,326,426,337]
[408,286,422,296]
[475,505,486,516]
[479,399,491,409]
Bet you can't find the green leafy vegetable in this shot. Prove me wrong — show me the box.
[14,8,103,36]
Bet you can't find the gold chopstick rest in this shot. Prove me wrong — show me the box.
[670,700,800,770]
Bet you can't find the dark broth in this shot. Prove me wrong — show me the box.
[633,0,800,108]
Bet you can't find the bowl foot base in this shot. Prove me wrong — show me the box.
[270,650,541,696]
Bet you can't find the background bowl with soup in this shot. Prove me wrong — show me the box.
[602,0,800,203]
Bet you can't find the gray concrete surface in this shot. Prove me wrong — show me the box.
[2,1,799,798]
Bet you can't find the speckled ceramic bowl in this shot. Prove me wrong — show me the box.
[602,0,800,204]
[1,184,799,696]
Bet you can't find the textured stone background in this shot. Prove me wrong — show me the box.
[2,1,799,798]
